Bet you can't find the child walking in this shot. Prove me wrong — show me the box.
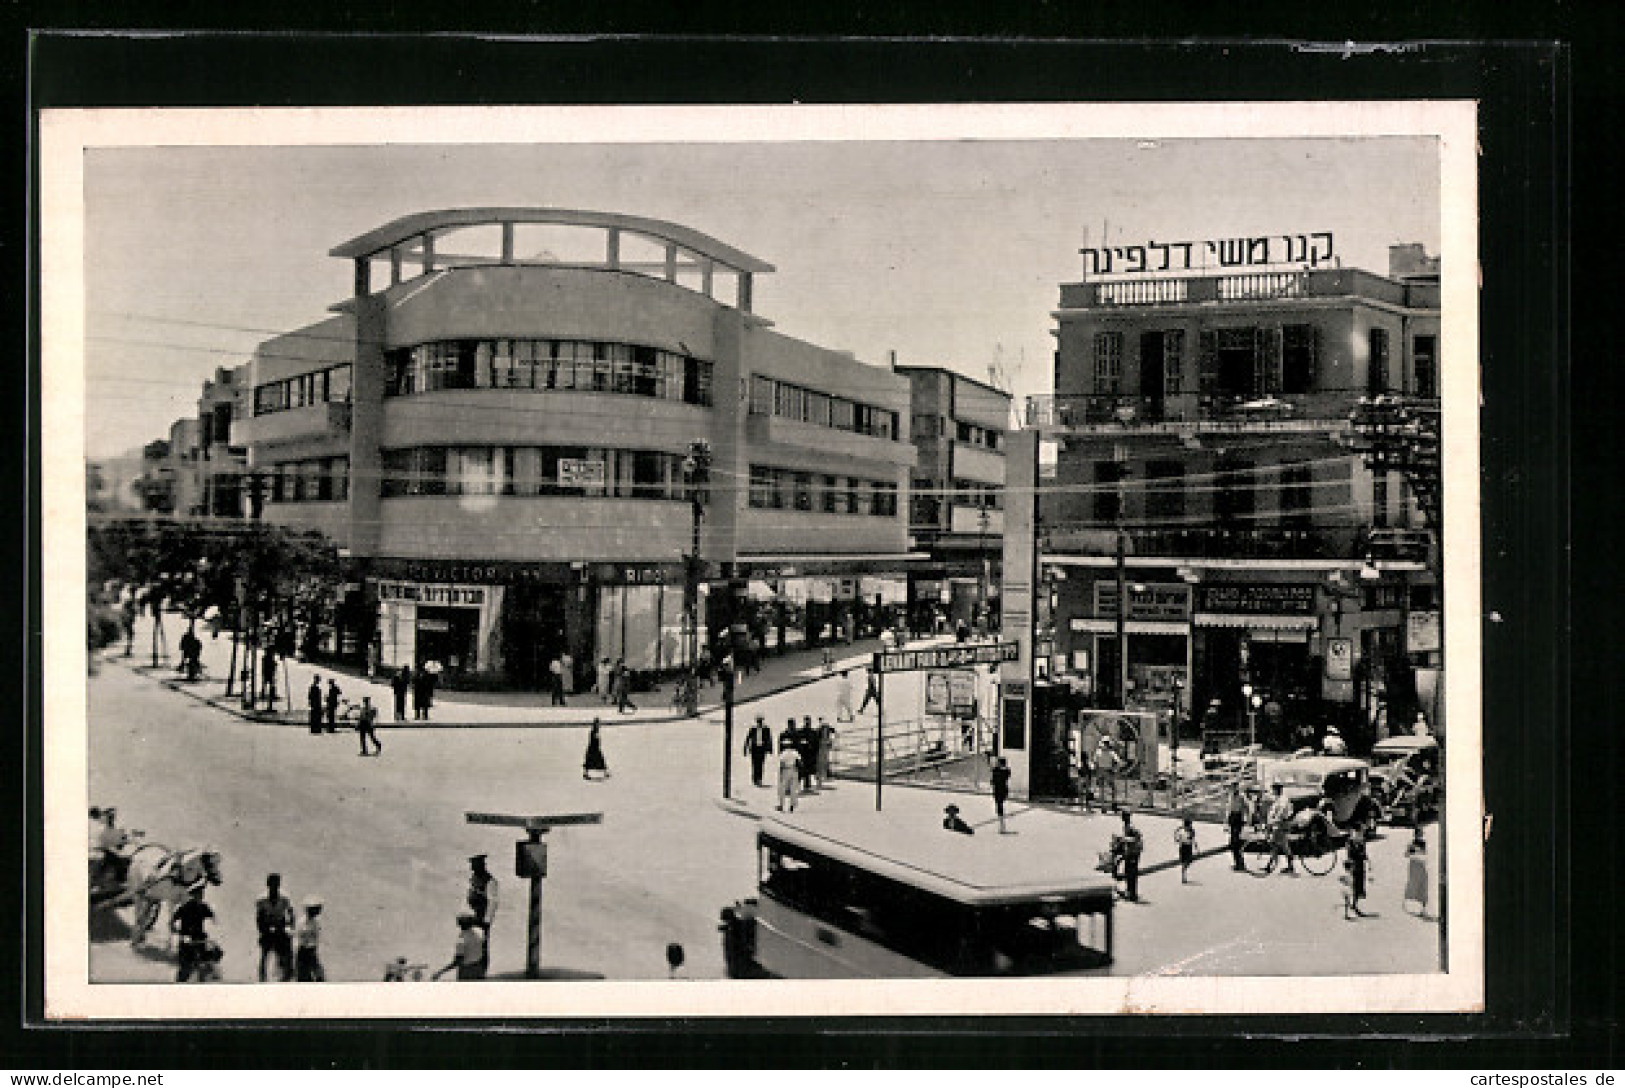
[1403,828,1431,917]
[1174,817,1197,883]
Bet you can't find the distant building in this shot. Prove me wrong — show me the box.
[1001,242,1441,795]
[197,365,250,518]
[895,366,1011,635]
[224,207,918,685]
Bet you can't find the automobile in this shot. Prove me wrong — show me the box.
[1367,734,1441,825]
[1261,754,1383,836]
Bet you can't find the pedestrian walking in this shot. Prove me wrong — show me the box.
[1175,817,1198,883]
[797,716,818,791]
[295,896,325,981]
[1112,810,1144,901]
[255,873,295,981]
[1266,782,1297,875]
[172,884,218,982]
[1093,735,1120,808]
[1226,784,1249,871]
[467,854,499,975]
[121,597,137,656]
[942,804,975,835]
[596,657,613,702]
[582,719,610,780]
[858,667,881,714]
[613,658,637,713]
[775,727,802,813]
[307,677,324,735]
[1403,829,1431,917]
[817,717,836,786]
[744,714,774,788]
[549,655,567,706]
[990,755,1012,834]
[261,646,279,706]
[325,678,343,733]
[1346,827,1370,915]
[413,664,436,720]
[835,670,855,723]
[561,650,576,696]
[355,695,382,755]
[1339,860,1359,920]
[391,665,412,722]
[432,913,487,980]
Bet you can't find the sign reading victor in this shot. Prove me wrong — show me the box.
[1197,583,1318,615]
[875,642,1019,673]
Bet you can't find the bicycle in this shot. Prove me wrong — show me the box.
[1241,812,1342,876]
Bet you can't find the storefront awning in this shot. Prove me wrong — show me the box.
[1193,613,1318,630]
[1069,618,1190,636]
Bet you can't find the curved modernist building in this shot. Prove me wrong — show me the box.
[231,208,918,686]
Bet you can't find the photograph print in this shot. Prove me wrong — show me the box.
[41,100,1482,1019]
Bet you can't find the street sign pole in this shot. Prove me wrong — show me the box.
[525,828,545,979]
[465,810,602,981]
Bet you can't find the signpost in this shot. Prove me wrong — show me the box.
[465,810,603,979]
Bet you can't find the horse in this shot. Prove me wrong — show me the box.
[126,845,223,947]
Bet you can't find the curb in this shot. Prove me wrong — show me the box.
[128,653,844,732]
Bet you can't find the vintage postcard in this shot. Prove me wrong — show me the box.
[41,100,1482,1018]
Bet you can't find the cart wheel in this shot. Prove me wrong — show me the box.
[1242,835,1276,876]
[1299,836,1338,876]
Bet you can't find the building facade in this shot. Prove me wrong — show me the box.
[895,366,1010,635]
[227,208,917,686]
[1000,244,1442,795]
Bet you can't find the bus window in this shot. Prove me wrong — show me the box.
[973,901,1112,975]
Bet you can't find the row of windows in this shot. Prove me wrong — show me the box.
[1090,326,1438,398]
[747,465,900,517]
[1090,460,1339,524]
[265,457,350,503]
[253,365,353,416]
[954,420,1004,451]
[951,479,1004,511]
[386,339,714,406]
[379,445,694,500]
[749,376,901,441]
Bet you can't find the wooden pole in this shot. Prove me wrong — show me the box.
[526,828,545,980]
[874,660,885,812]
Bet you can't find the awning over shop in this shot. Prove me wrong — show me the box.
[1193,613,1319,630]
[735,552,930,576]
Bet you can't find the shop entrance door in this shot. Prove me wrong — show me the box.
[503,584,571,691]
[415,607,480,675]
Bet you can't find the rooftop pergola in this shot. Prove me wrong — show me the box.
[331,207,775,312]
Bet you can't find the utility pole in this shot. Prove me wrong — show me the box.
[682,441,711,719]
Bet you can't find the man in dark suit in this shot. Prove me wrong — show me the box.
[743,714,774,787]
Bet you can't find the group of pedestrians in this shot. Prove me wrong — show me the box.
[753,714,837,813]
[389,663,438,721]
[433,854,499,980]
[254,871,326,982]
[591,657,638,713]
[305,674,383,754]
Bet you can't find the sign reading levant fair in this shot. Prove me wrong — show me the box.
[875,642,1020,673]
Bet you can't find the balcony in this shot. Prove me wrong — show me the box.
[1057,268,1439,311]
[1040,524,1433,564]
[1024,391,1362,435]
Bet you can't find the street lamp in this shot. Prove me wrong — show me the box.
[681,440,711,719]
[1241,682,1258,750]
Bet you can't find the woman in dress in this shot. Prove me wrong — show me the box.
[582,719,610,780]
[1403,828,1431,917]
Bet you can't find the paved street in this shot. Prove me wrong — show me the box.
[88,621,1443,985]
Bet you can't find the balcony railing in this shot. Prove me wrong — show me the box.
[1024,391,1365,431]
[1040,525,1434,563]
[1058,268,1438,310]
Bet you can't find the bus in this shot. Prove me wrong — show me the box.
[720,810,1114,978]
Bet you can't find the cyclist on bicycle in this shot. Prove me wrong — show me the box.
[1266,782,1298,874]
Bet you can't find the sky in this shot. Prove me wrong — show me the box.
[81,134,1440,460]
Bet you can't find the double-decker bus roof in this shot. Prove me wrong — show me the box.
[762,811,1114,909]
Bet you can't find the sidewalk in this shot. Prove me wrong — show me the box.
[108,612,938,730]
[715,771,1229,879]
